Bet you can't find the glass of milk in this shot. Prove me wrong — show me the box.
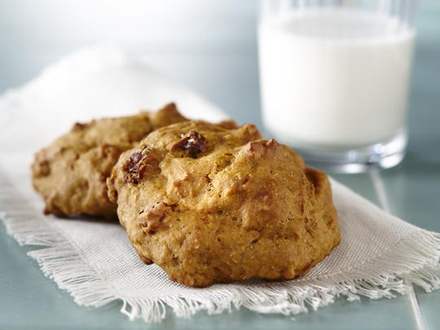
[258,0,417,172]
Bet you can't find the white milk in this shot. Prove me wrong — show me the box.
[259,8,414,149]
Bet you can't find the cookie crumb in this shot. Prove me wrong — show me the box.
[33,159,51,177]
[140,202,175,234]
[72,122,89,131]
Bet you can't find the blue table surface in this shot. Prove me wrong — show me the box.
[0,1,439,329]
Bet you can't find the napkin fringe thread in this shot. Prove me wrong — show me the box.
[1,178,440,322]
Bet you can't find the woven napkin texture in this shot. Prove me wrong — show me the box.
[1,48,439,323]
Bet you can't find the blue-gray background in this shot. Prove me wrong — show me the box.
[0,1,438,128]
[0,1,259,124]
[1,1,439,139]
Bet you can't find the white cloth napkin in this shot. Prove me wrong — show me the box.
[1,48,439,323]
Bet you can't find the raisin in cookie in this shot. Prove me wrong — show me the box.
[108,121,341,287]
[31,103,187,218]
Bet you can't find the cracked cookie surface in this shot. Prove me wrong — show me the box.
[31,103,187,218]
[108,121,340,287]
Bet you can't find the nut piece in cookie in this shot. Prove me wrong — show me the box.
[108,120,340,287]
[31,103,187,218]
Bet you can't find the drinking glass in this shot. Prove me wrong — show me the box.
[258,0,418,173]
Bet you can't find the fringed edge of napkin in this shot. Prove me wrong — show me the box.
[1,180,440,323]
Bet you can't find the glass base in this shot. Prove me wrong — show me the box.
[288,131,407,174]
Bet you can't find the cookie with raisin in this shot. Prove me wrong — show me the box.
[31,103,187,218]
[108,121,340,287]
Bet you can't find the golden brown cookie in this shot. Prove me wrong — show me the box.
[31,103,187,218]
[108,121,340,287]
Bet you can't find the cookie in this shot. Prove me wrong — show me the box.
[108,121,340,287]
[31,103,187,218]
